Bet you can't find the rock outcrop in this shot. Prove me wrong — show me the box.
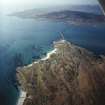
[17,40,105,105]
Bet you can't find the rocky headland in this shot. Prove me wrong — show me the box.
[16,40,105,105]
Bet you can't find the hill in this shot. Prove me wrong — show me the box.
[16,40,105,105]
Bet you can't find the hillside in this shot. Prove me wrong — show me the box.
[16,40,105,105]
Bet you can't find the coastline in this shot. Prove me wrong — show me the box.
[26,48,57,67]
[17,47,58,105]
[17,91,26,105]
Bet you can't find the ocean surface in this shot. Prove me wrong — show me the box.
[0,9,105,105]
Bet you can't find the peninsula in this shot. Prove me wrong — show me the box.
[16,40,105,105]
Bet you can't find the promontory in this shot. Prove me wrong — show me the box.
[16,40,105,105]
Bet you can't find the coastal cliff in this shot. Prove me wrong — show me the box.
[16,40,105,105]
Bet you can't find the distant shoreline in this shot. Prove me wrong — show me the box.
[10,7,105,26]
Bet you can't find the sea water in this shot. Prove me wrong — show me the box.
[0,12,105,105]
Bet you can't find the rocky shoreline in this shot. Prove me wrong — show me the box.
[17,91,26,105]
[16,40,105,105]
[17,45,58,105]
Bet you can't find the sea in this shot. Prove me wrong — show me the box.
[0,5,105,105]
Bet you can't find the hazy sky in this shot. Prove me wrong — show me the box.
[0,0,99,13]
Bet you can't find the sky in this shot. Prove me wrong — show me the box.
[0,0,99,13]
